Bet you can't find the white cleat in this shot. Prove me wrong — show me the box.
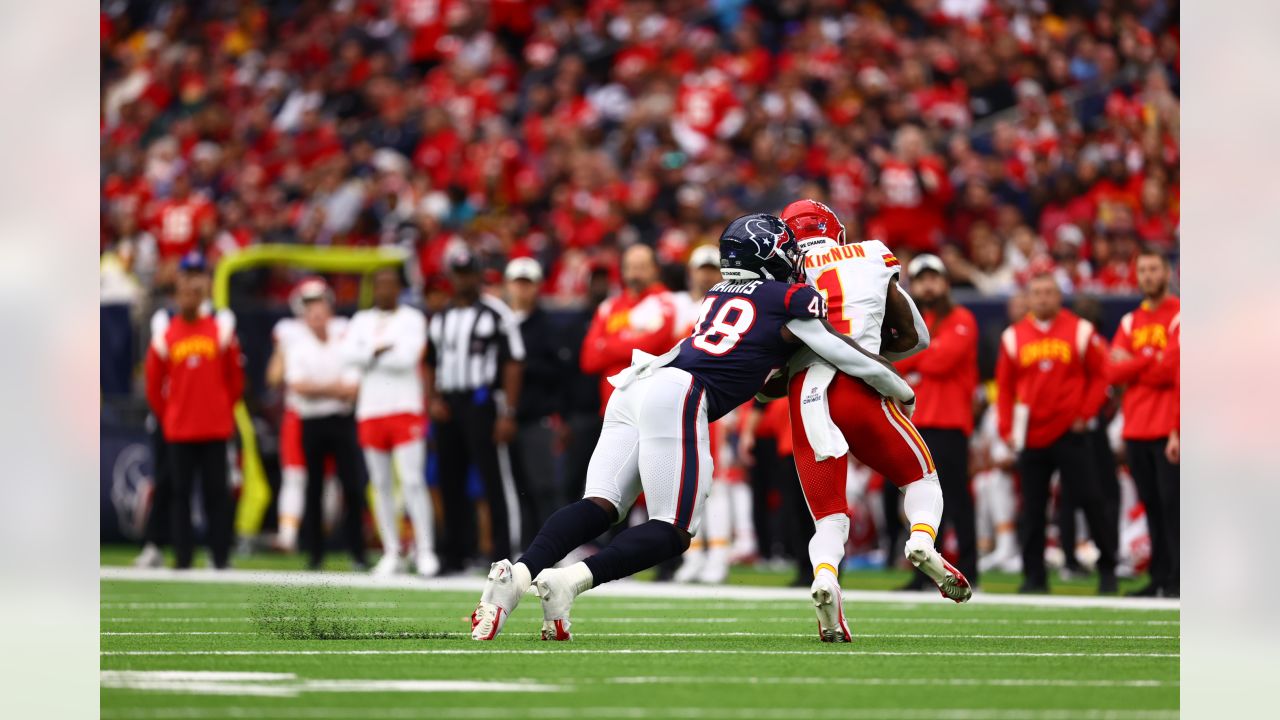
[133,543,164,569]
[414,550,440,578]
[905,537,972,604]
[533,566,586,641]
[371,553,405,578]
[471,560,529,641]
[811,575,852,643]
[673,550,706,584]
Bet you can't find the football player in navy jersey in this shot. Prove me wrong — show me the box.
[471,214,917,641]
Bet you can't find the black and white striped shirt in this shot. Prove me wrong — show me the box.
[427,296,527,393]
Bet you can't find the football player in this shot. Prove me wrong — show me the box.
[779,199,972,643]
[471,213,917,641]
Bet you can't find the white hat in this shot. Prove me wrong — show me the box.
[504,257,543,283]
[688,244,720,269]
[1055,224,1085,248]
[907,253,947,279]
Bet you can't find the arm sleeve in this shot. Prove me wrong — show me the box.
[375,313,427,371]
[995,329,1017,440]
[497,305,527,364]
[784,284,826,320]
[224,336,246,403]
[785,318,914,403]
[913,311,977,375]
[881,286,930,361]
[424,316,439,369]
[338,315,376,368]
[622,298,679,357]
[1107,314,1153,385]
[1079,332,1110,421]
[580,305,628,374]
[144,346,167,420]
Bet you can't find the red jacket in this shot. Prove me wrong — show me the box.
[996,309,1109,450]
[145,310,245,442]
[580,283,677,414]
[895,305,979,435]
[1109,297,1180,440]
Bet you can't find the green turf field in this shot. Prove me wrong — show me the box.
[100,571,1179,720]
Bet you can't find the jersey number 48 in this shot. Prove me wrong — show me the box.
[691,297,756,356]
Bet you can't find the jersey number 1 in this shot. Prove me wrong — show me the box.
[692,297,756,356]
[814,269,855,335]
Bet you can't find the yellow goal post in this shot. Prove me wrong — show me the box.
[212,244,411,537]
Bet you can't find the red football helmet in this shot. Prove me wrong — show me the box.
[780,199,847,248]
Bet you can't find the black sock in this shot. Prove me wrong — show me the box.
[583,520,688,587]
[517,499,613,578]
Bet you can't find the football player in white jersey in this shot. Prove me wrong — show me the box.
[341,267,439,578]
[779,199,971,642]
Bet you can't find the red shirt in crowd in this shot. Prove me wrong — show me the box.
[148,195,215,260]
[145,310,245,442]
[895,305,979,435]
[872,157,953,253]
[996,309,1109,449]
[579,283,677,414]
[1108,296,1180,440]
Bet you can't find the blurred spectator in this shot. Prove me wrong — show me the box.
[284,278,367,571]
[869,125,953,254]
[426,250,525,571]
[580,245,677,413]
[995,273,1117,594]
[143,253,243,569]
[896,254,980,589]
[1108,249,1180,597]
[100,1,1179,305]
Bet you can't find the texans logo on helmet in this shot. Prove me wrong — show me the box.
[742,216,786,261]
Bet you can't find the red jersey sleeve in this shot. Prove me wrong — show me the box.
[580,303,628,374]
[1107,313,1153,385]
[913,310,977,376]
[995,328,1018,441]
[1079,330,1110,422]
[144,345,168,422]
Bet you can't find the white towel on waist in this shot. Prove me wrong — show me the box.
[797,362,849,462]
[607,344,683,390]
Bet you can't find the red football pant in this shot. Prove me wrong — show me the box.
[357,413,426,452]
[789,368,936,520]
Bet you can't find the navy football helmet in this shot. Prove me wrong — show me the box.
[718,213,800,282]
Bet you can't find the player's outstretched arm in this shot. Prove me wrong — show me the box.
[881,281,930,361]
[785,318,915,404]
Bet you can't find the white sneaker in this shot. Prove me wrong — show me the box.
[811,574,852,643]
[471,560,530,641]
[371,553,405,578]
[414,549,440,578]
[133,543,164,569]
[905,536,972,604]
[698,546,730,584]
[673,550,705,583]
[533,564,591,641]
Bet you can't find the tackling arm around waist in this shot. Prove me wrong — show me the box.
[785,318,915,403]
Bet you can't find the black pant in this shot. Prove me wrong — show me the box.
[750,437,787,561]
[144,424,172,546]
[925,429,977,583]
[437,393,511,568]
[1127,438,1180,592]
[1057,426,1120,569]
[300,414,367,568]
[562,412,603,501]
[513,417,558,539]
[168,439,232,569]
[1017,432,1118,587]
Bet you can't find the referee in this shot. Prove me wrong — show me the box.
[426,250,526,572]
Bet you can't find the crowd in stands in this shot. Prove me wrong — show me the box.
[101,0,1180,309]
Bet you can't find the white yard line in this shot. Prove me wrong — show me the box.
[100,630,1176,640]
[101,648,1178,658]
[100,615,1177,627]
[606,676,1176,688]
[98,707,1179,720]
[100,566,1179,611]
